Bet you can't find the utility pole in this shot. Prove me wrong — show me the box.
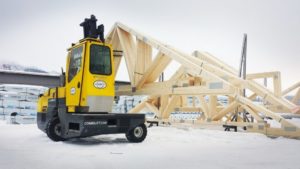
[239,34,247,90]
[232,34,248,124]
[239,34,250,124]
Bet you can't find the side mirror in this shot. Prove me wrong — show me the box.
[60,67,66,87]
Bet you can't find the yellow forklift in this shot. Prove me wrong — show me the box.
[37,15,147,142]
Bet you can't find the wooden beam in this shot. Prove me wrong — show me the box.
[129,101,146,113]
[273,72,282,97]
[136,52,172,89]
[246,71,280,79]
[159,95,169,118]
[245,82,295,110]
[192,96,196,107]
[292,88,300,104]
[174,107,202,112]
[105,23,117,43]
[180,96,188,107]
[134,39,152,86]
[145,102,161,117]
[193,51,237,75]
[113,57,122,77]
[116,83,235,96]
[282,81,300,96]
[248,93,257,101]
[241,105,264,122]
[116,28,137,85]
[197,96,209,118]
[212,101,239,121]
[169,66,185,81]
[192,54,293,110]
[208,95,217,118]
[107,28,123,75]
[237,96,297,127]
[161,95,180,119]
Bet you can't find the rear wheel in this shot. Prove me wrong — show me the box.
[46,118,65,142]
[126,124,147,143]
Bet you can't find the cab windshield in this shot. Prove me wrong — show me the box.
[90,45,112,75]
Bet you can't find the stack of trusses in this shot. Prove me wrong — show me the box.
[106,22,300,138]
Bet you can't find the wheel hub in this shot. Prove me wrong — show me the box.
[133,126,143,138]
[54,123,62,136]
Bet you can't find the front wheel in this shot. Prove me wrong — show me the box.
[46,118,65,142]
[126,124,147,143]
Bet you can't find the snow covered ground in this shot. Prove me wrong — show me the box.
[0,120,300,169]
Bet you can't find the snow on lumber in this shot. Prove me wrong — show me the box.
[0,121,300,169]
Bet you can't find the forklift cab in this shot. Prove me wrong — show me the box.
[65,40,115,113]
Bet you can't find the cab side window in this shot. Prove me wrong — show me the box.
[68,46,83,82]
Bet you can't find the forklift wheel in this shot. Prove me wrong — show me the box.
[126,124,147,143]
[46,118,65,142]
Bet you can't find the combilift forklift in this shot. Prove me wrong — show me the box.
[37,15,147,142]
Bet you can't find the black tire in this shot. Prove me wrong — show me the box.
[46,118,65,142]
[126,123,147,143]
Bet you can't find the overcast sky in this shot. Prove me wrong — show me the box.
[0,0,299,89]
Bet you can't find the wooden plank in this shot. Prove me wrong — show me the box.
[180,96,188,107]
[116,28,137,85]
[192,54,293,110]
[208,95,217,118]
[193,51,237,75]
[105,24,117,43]
[159,95,169,118]
[273,72,282,97]
[248,93,257,100]
[192,96,196,107]
[116,83,235,96]
[136,52,172,89]
[292,88,300,104]
[145,102,161,117]
[282,81,300,96]
[169,66,185,81]
[246,71,279,79]
[113,57,122,77]
[246,71,282,97]
[212,101,239,121]
[174,107,202,112]
[241,105,264,122]
[176,120,267,128]
[107,28,123,75]
[134,39,152,86]
[137,39,152,70]
[264,105,291,113]
[129,101,146,113]
[238,96,297,127]
[248,127,300,138]
[161,95,180,119]
[245,81,295,110]
[197,96,209,118]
